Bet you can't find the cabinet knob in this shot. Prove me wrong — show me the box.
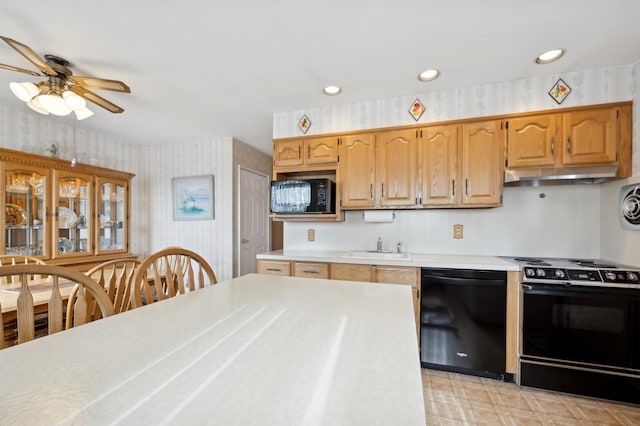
[241,238,249,244]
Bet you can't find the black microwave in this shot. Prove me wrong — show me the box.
[270,179,336,214]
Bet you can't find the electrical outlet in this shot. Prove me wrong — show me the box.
[453,224,463,239]
[307,228,316,242]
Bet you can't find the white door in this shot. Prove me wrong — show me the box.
[238,167,270,275]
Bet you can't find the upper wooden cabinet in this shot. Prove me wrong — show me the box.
[562,107,618,165]
[419,125,459,206]
[340,130,419,209]
[376,129,418,207]
[506,104,629,170]
[461,120,504,206]
[506,114,558,168]
[0,147,135,271]
[418,121,504,207]
[340,133,376,208]
[273,136,339,168]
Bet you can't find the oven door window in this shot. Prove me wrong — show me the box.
[523,285,636,369]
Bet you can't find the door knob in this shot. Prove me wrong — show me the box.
[241,238,249,244]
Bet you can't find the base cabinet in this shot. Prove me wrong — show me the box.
[257,260,291,276]
[258,260,420,336]
[293,261,329,279]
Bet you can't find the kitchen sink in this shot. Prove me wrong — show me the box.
[342,250,412,261]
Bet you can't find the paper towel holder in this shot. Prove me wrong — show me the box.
[362,210,396,223]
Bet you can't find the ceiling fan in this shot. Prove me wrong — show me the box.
[0,35,130,120]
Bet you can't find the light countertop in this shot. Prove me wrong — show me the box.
[0,273,425,425]
[257,249,521,271]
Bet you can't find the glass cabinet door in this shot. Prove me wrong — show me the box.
[54,171,92,257]
[3,163,49,257]
[97,178,128,253]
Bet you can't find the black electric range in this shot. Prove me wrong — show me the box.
[505,257,640,289]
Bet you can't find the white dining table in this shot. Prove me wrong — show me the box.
[0,273,426,425]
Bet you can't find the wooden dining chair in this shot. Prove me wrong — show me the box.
[130,247,217,308]
[84,258,141,314]
[0,264,114,347]
[0,254,47,285]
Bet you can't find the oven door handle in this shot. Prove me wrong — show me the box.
[523,282,573,292]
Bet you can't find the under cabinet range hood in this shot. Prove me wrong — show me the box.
[504,164,619,186]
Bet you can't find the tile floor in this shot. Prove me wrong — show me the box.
[422,369,640,425]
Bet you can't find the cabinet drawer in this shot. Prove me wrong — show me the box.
[293,262,329,279]
[257,260,291,276]
[330,263,372,282]
[374,266,419,289]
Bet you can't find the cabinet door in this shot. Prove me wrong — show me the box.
[330,263,372,281]
[340,134,376,209]
[96,178,128,254]
[374,266,420,337]
[561,107,618,165]
[461,120,504,206]
[294,261,329,279]
[419,125,459,206]
[507,114,558,167]
[376,129,418,207]
[257,260,291,276]
[273,140,304,167]
[2,163,49,258]
[53,170,93,258]
[306,137,339,165]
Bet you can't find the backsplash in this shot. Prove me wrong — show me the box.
[283,185,602,259]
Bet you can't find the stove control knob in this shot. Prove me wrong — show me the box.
[554,269,566,279]
[525,268,536,277]
[536,268,546,278]
[605,272,617,281]
[626,272,639,282]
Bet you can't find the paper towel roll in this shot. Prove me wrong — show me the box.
[363,210,395,223]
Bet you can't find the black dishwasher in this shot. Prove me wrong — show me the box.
[420,268,507,379]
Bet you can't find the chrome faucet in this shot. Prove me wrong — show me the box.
[396,241,402,253]
[377,237,383,252]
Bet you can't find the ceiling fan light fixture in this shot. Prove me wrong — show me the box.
[38,93,73,116]
[26,97,49,115]
[535,49,565,64]
[74,106,94,120]
[9,81,39,102]
[62,90,86,110]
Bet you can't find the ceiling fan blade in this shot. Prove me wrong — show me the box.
[0,36,56,76]
[69,86,124,114]
[0,62,41,76]
[68,75,131,93]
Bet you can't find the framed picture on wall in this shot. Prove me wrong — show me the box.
[172,175,215,221]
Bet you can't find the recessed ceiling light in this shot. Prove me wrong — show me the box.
[323,85,341,96]
[535,49,565,64]
[418,69,440,82]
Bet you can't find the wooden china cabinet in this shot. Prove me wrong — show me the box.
[0,147,136,271]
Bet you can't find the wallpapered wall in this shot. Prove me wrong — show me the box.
[274,64,639,261]
[142,139,234,281]
[0,106,239,279]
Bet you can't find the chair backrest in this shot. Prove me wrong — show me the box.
[0,264,114,347]
[0,255,47,285]
[84,258,141,314]
[130,247,217,308]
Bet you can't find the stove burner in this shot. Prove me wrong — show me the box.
[568,259,618,269]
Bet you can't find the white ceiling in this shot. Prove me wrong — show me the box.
[1,1,639,155]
